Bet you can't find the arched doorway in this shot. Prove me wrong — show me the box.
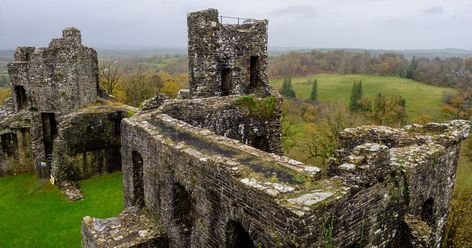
[131,151,144,208]
[225,220,255,248]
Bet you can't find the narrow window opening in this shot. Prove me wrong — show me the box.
[220,68,232,96]
[131,151,145,208]
[14,86,27,111]
[1,133,18,157]
[253,135,270,152]
[173,182,194,246]
[249,56,260,88]
[113,118,122,136]
[225,221,255,248]
[421,198,435,225]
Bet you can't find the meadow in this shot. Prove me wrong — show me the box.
[0,73,469,247]
[270,73,456,121]
[0,172,123,248]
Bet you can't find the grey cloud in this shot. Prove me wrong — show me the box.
[268,5,316,18]
[0,0,471,50]
[424,6,445,15]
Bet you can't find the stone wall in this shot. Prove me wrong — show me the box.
[0,112,33,175]
[6,27,101,178]
[82,110,468,248]
[7,27,99,114]
[51,104,132,182]
[157,95,282,154]
[187,8,271,98]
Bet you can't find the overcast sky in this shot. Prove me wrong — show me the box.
[0,0,471,50]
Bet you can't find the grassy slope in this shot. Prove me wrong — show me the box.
[270,73,456,120]
[0,172,123,248]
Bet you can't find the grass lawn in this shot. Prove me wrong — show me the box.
[270,73,456,120]
[0,172,123,248]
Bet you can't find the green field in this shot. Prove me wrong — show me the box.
[0,172,123,248]
[270,73,456,120]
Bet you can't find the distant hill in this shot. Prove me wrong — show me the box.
[1,47,471,61]
[269,47,472,59]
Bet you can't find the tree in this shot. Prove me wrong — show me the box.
[405,56,417,79]
[349,80,363,112]
[99,60,122,95]
[120,71,163,107]
[280,77,296,98]
[373,93,386,124]
[309,79,318,101]
[372,93,407,126]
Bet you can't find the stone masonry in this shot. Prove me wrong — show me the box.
[187,8,272,98]
[2,28,132,186]
[81,8,471,248]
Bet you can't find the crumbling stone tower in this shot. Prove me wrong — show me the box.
[7,27,100,178]
[8,27,99,114]
[187,8,271,97]
[4,28,131,182]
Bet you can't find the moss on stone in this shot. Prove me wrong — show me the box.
[234,95,277,118]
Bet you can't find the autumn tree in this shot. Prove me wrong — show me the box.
[120,71,164,107]
[99,60,122,95]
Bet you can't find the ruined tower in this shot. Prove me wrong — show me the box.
[187,8,271,97]
[7,27,100,178]
[3,28,131,183]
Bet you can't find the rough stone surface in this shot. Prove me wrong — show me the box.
[0,112,33,175]
[141,93,171,111]
[58,180,85,201]
[157,95,282,154]
[187,8,272,98]
[113,111,468,248]
[51,102,133,182]
[2,28,133,182]
[82,207,168,248]
[5,27,101,178]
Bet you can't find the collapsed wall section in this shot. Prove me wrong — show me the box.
[157,95,283,155]
[51,104,132,182]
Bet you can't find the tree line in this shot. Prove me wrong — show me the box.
[269,50,472,89]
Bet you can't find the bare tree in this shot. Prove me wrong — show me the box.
[99,60,122,95]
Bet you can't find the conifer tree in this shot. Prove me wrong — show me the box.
[309,79,318,101]
[349,80,363,112]
[280,77,296,98]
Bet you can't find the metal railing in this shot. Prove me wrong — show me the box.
[219,15,256,25]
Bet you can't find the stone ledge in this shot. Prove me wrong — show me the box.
[82,207,168,248]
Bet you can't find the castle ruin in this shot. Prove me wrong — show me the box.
[0,7,468,248]
[79,8,471,248]
[0,28,133,197]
